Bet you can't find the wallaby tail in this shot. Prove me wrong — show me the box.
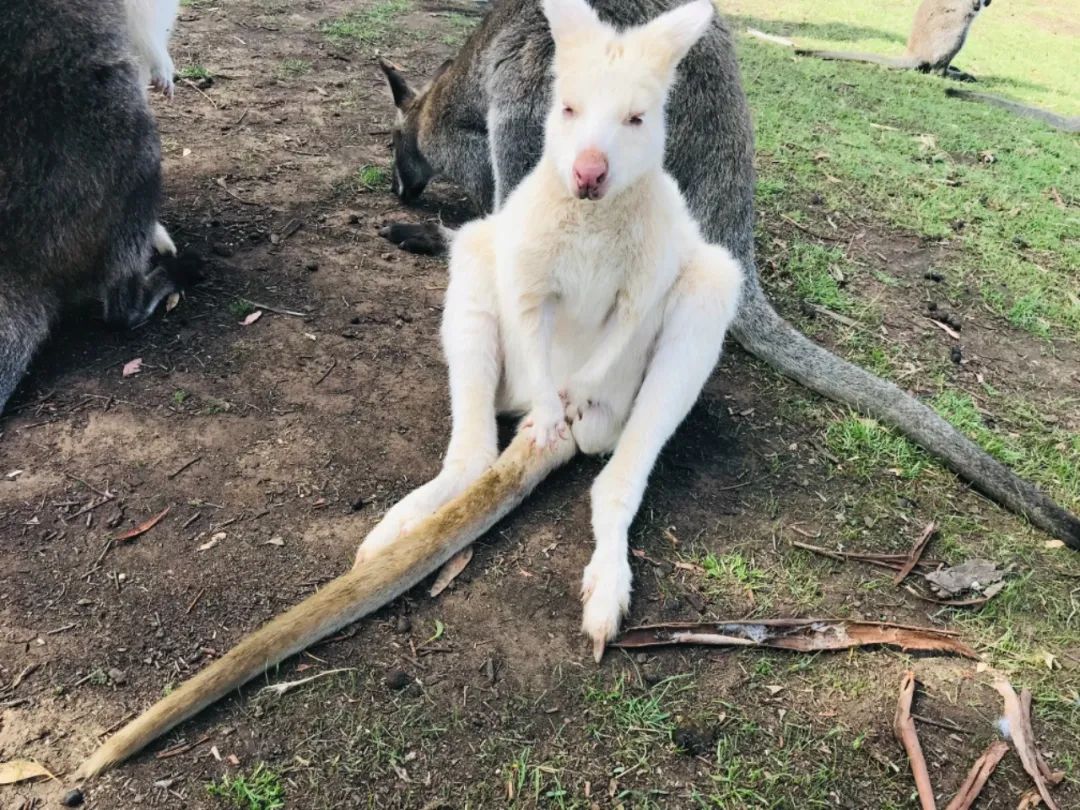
[74,430,578,780]
[793,48,918,70]
[945,88,1080,133]
[732,282,1080,549]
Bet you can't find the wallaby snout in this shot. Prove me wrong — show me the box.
[572,149,608,200]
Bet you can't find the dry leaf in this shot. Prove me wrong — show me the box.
[6,469,24,479]
[994,678,1060,810]
[114,506,170,542]
[198,531,226,551]
[122,357,143,377]
[240,310,263,326]
[0,759,56,785]
[430,546,474,597]
[182,147,192,157]
[612,618,978,658]
[943,740,1009,810]
[263,536,285,547]
[1044,539,1065,550]
[165,291,181,312]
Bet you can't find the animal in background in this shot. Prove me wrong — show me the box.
[377,0,1080,548]
[793,0,992,81]
[125,0,180,97]
[0,0,181,416]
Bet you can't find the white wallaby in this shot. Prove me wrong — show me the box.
[125,0,179,98]
[354,0,743,659]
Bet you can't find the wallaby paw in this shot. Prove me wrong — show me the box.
[565,397,617,455]
[580,555,632,663]
[153,222,177,257]
[523,398,568,450]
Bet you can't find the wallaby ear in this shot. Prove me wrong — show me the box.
[637,0,714,71]
[432,59,454,82]
[542,0,604,47]
[379,58,417,111]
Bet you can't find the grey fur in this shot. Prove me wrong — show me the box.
[0,0,175,414]
[945,87,1080,133]
[380,0,1080,548]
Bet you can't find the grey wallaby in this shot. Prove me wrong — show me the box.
[793,0,991,81]
[378,0,1079,549]
[0,0,185,416]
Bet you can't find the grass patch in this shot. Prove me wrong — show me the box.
[785,242,860,315]
[727,6,1080,338]
[178,64,213,81]
[692,713,909,808]
[584,674,689,768]
[229,299,256,318]
[206,764,284,810]
[440,11,479,47]
[825,415,928,480]
[277,58,312,78]
[356,164,389,191]
[321,0,411,49]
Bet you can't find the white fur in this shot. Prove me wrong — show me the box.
[355,0,742,658]
[125,0,179,98]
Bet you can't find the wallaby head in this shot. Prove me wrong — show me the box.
[379,58,453,203]
[540,0,713,201]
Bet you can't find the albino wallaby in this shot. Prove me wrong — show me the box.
[378,0,1079,549]
[0,0,181,416]
[125,0,180,97]
[358,0,742,657]
[794,0,991,80]
[74,0,738,778]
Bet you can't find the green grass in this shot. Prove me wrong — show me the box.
[321,0,411,49]
[825,415,929,480]
[206,765,284,810]
[695,716,909,808]
[277,58,312,78]
[171,389,190,406]
[178,64,213,81]
[229,299,256,318]
[356,164,389,191]
[728,2,1080,339]
[440,11,479,47]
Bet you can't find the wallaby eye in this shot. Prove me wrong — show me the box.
[626,113,644,127]
[562,104,575,118]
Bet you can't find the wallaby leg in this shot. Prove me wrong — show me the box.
[945,66,976,82]
[152,221,177,256]
[101,218,175,329]
[0,285,54,416]
[581,246,742,658]
[356,221,502,564]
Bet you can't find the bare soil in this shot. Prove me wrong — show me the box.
[1,1,1077,808]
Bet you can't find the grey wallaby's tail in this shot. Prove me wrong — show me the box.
[946,88,1080,133]
[732,280,1080,549]
[793,48,918,69]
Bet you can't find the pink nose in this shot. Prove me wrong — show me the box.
[572,149,608,199]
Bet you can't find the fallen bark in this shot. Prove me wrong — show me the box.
[943,740,1008,810]
[612,619,978,658]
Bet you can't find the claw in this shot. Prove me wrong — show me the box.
[592,635,606,663]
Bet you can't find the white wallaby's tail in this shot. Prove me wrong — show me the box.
[75,429,577,780]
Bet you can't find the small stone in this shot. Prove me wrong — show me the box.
[61,788,85,807]
[385,668,411,690]
[108,668,126,685]
[395,615,411,634]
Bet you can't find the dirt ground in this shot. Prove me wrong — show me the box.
[2,1,1077,808]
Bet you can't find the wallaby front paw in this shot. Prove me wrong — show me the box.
[523,398,568,450]
[580,555,632,662]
